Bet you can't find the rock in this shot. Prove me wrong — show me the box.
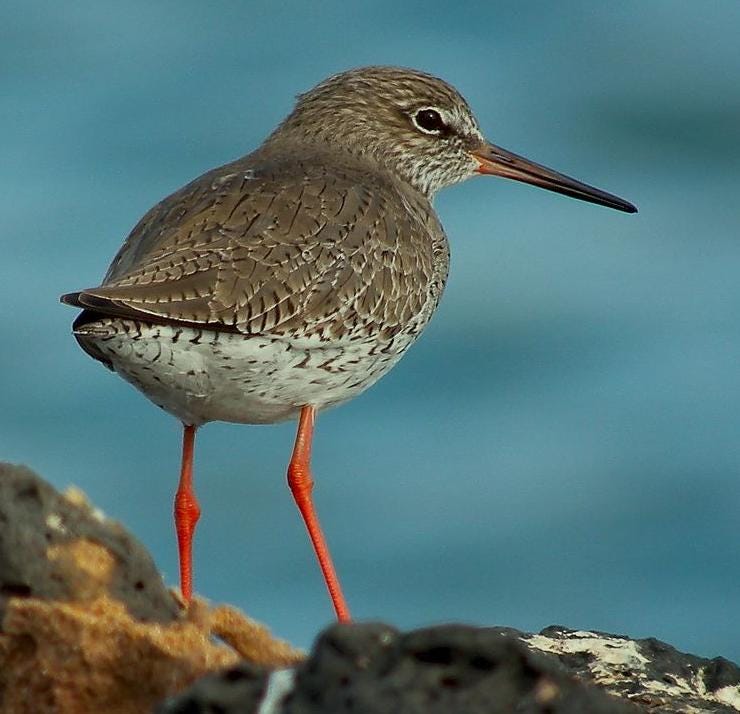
[528,626,740,712]
[0,463,303,714]
[159,623,638,713]
[0,462,178,622]
[161,623,740,713]
[1,463,738,713]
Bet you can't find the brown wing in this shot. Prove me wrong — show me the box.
[62,154,444,340]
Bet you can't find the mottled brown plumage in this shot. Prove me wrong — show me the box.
[65,68,476,350]
[74,153,447,342]
[60,66,635,616]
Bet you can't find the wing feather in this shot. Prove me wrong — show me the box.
[64,153,443,340]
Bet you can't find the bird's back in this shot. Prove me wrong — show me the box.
[63,148,451,424]
[70,148,450,343]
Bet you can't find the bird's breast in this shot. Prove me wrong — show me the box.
[73,316,427,425]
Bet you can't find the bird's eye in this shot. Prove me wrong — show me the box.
[412,108,446,134]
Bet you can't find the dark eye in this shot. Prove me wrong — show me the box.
[413,108,446,134]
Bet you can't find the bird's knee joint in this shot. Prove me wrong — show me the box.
[287,463,313,493]
[174,491,201,523]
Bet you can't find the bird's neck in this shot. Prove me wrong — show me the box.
[258,133,438,201]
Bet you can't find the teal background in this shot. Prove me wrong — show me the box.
[2,2,740,658]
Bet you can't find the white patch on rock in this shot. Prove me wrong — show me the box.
[257,669,295,714]
[527,630,740,713]
[529,630,649,683]
[716,685,740,710]
[63,486,109,523]
[697,680,740,711]
[45,512,66,533]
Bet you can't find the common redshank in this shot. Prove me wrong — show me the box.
[61,66,636,622]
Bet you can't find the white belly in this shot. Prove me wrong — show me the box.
[76,319,413,425]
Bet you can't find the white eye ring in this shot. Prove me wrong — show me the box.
[412,107,447,135]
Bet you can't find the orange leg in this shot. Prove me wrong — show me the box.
[288,406,351,622]
[174,424,201,602]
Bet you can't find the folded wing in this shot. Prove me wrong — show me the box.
[62,157,438,340]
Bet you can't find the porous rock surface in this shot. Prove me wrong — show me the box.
[161,623,740,713]
[0,463,303,714]
[0,462,178,623]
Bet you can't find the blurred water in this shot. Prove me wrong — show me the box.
[2,1,739,659]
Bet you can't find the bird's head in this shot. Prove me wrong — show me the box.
[267,66,636,211]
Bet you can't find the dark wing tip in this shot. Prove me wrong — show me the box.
[60,291,83,306]
[60,291,117,313]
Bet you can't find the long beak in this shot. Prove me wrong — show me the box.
[471,142,637,213]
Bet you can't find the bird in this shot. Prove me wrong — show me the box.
[61,66,636,623]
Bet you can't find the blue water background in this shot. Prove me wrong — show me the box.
[2,1,740,658]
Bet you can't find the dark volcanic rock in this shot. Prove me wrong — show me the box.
[0,462,179,623]
[161,624,740,713]
[160,623,640,713]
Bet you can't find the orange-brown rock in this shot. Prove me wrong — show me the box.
[0,464,303,714]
